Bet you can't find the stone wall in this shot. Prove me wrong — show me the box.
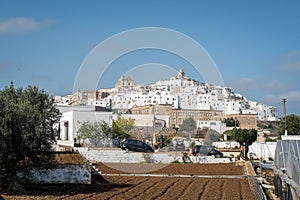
[75,148,232,164]
[225,114,257,129]
[18,164,91,184]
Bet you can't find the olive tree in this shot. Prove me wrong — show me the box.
[279,114,300,135]
[179,117,196,140]
[77,118,132,147]
[114,117,134,133]
[179,117,196,132]
[232,128,257,159]
[0,83,60,192]
[77,121,111,147]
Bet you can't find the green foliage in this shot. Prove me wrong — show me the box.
[162,137,172,147]
[223,117,239,127]
[0,83,60,189]
[100,121,111,136]
[231,128,257,159]
[77,121,110,146]
[265,136,278,142]
[204,130,220,145]
[223,130,233,135]
[179,117,196,132]
[114,117,134,132]
[176,131,189,138]
[110,120,130,139]
[232,128,257,145]
[279,114,300,135]
[77,118,133,146]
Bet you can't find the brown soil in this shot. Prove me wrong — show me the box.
[1,176,255,200]
[96,163,244,175]
[20,152,86,166]
[1,163,256,199]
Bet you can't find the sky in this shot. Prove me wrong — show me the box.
[0,0,300,116]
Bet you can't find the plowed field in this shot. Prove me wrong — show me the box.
[96,163,244,175]
[1,163,256,200]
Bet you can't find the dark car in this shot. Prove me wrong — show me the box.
[192,145,223,157]
[121,139,154,153]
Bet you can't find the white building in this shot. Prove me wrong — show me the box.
[57,106,113,146]
[58,68,279,121]
[224,100,241,114]
[197,120,223,133]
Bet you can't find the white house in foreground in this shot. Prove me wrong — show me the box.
[57,105,113,146]
[56,105,170,146]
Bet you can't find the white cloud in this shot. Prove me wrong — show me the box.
[0,17,53,35]
[262,91,300,104]
[279,51,300,72]
[264,80,289,91]
[229,77,259,91]
[229,77,289,92]
[261,91,300,115]
[282,91,300,102]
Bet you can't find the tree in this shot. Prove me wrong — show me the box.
[77,121,111,147]
[178,117,196,141]
[179,117,196,132]
[222,129,233,140]
[232,128,257,159]
[77,119,132,147]
[110,120,130,139]
[223,117,239,127]
[279,114,300,135]
[204,130,220,145]
[114,117,134,133]
[0,83,60,192]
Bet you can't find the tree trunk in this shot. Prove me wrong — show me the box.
[8,175,24,194]
[5,159,24,193]
[244,143,249,160]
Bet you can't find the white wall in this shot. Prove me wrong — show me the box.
[121,114,170,128]
[58,110,113,145]
[18,164,91,184]
[75,148,232,164]
[197,120,222,133]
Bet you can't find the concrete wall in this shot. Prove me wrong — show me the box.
[213,141,240,149]
[75,148,233,164]
[18,164,91,184]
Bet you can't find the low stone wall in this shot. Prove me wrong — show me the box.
[75,148,233,164]
[18,164,91,184]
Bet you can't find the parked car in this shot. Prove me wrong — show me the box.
[121,139,154,153]
[192,145,223,157]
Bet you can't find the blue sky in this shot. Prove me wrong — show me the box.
[0,1,300,116]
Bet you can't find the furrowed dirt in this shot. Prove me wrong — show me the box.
[1,163,256,200]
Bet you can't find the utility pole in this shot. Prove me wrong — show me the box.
[282,98,287,135]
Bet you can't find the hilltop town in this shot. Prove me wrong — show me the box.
[53,68,279,146]
[55,68,278,121]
